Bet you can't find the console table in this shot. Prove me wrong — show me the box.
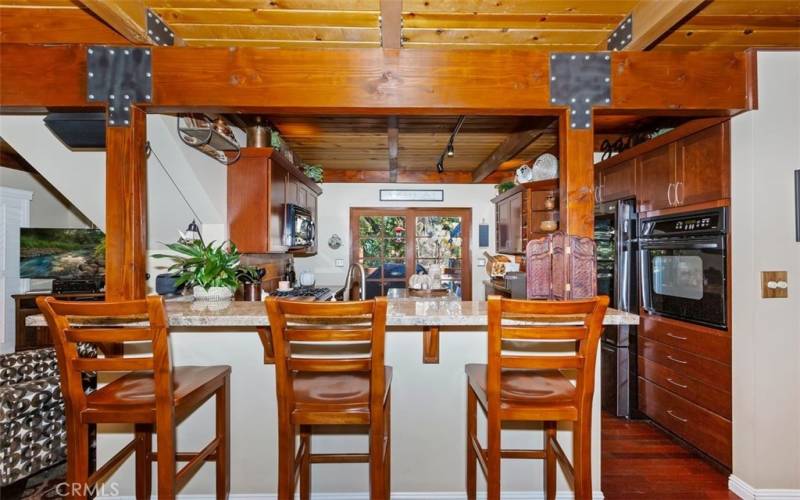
[12,292,103,351]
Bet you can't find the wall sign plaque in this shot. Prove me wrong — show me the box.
[379,189,444,202]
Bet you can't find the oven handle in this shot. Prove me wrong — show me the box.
[639,239,723,250]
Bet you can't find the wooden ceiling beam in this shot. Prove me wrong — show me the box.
[78,0,185,46]
[472,127,548,183]
[387,116,399,182]
[380,0,403,49]
[0,7,129,45]
[604,0,707,51]
[0,45,755,115]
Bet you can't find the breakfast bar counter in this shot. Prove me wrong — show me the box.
[27,297,638,498]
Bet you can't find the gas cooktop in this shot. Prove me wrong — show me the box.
[270,286,333,301]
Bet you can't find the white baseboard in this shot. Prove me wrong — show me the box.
[729,475,800,500]
[99,491,604,500]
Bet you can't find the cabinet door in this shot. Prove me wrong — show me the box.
[676,123,729,206]
[508,192,523,253]
[599,159,637,202]
[637,144,676,212]
[296,184,309,209]
[306,191,318,253]
[269,162,288,252]
[496,199,510,253]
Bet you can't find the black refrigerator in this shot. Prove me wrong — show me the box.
[595,198,638,418]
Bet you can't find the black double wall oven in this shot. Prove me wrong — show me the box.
[639,207,728,330]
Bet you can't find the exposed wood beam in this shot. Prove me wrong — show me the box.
[0,45,755,115]
[387,116,399,182]
[380,0,403,49]
[0,7,129,45]
[325,169,512,184]
[605,0,707,51]
[105,106,148,300]
[472,128,547,183]
[78,0,185,46]
[558,110,595,237]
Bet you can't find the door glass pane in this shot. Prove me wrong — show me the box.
[414,215,464,298]
[384,239,405,258]
[356,214,408,298]
[360,239,381,258]
[652,255,704,300]
[359,216,382,237]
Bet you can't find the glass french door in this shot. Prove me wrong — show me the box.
[350,208,471,299]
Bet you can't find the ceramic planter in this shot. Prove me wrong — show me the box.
[192,285,234,302]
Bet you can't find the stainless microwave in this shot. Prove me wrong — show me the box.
[284,204,315,250]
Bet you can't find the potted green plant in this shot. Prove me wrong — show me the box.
[153,240,241,301]
[237,265,265,301]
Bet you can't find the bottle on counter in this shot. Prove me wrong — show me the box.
[285,261,297,288]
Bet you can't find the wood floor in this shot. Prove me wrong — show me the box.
[602,412,739,499]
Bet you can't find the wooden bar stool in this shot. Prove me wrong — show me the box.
[265,296,391,500]
[465,295,609,500]
[37,295,231,500]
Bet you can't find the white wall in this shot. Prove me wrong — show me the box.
[294,183,498,297]
[0,167,89,228]
[730,51,800,490]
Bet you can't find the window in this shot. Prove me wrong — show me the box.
[350,208,472,299]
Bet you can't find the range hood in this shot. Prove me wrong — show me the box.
[43,112,106,150]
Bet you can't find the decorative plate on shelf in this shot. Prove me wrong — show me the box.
[531,153,559,181]
[515,164,533,183]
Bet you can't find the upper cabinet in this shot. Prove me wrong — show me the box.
[492,180,559,255]
[596,120,730,214]
[228,147,321,254]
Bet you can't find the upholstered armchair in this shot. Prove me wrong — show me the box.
[0,345,95,489]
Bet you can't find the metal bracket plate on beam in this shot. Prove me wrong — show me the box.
[549,53,612,129]
[146,8,175,46]
[607,15,633,51]
[86,46,152,127]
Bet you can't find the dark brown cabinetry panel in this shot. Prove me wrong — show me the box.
[640,313,730,365]
[676,121,730,207]
[639,378,731,468]
[639,337,730,393]
[638,356,731,419]
[637,144,675,212]
[598,158,637,202]
[492,179,559,255]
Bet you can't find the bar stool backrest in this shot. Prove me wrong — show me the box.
[265,297,388,415]
[36,295,173,421]
[486,295,609,411]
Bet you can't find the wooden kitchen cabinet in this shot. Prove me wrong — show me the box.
[676,122,730,207]
[596,120,730,214]
[637,144,676,212]
[228,147,321,254]
[598,158,637,203]
[492,179,558,255]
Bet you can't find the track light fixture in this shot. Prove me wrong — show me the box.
[435,115,466,174]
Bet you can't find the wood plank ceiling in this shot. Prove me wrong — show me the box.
[1,0,798,50]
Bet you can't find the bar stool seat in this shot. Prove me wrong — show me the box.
[466,364,576,406]
[292,367,392,421]
[82,365,231,423]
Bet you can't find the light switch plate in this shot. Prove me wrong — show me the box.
[761,271,788,298]
[335,259,344,267]
[477,258,487,267]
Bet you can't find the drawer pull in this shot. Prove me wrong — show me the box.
[666,332,688,341]
[667,378,688,389]
[667,355,688,365]
[667,410,688,423]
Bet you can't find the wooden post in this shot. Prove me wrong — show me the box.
[558,111,595,238]
[105,106,148,300]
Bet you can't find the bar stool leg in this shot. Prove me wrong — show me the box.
[299,425,311,500]
[486,412,501,500]
[66,420,90,500]
[369,407,387,499]
[156,420,178,498]
[465,385,477,500]
[277,420,296,500]
[543,421,557,500]
[216,378,231,500]
[384,390,391,496]
[572,416,592,500]
[134,424,153,500]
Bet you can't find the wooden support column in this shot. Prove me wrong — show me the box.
[105,106,148,301]
[558,111,595,238]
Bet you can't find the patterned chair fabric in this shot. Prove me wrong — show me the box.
[0,345,96,486]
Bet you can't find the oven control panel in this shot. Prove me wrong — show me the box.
[641,208,727,237]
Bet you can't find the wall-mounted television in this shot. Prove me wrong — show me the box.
[20,228,105,279]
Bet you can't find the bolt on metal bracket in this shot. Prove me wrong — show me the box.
[607,15,633,51]
[549,53,612,130]
[86,46,153,127]
[146,9,175,46]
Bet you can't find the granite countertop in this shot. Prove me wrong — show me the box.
[26,295,639,327]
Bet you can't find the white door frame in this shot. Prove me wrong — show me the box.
[0,186,32,353]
